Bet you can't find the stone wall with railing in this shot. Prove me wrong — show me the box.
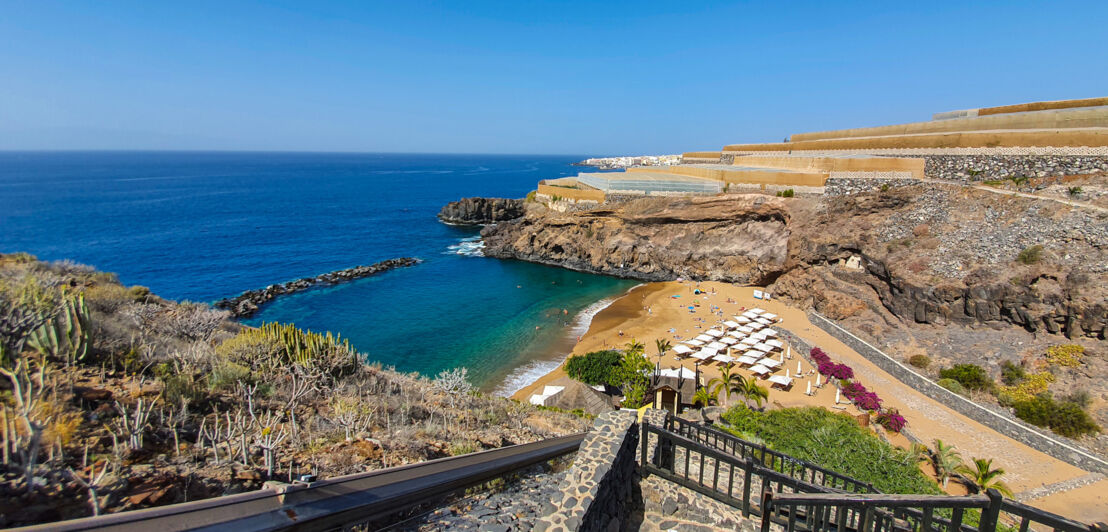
[536,410,639,531]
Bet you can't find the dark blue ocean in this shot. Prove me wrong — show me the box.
[0,152,637,392]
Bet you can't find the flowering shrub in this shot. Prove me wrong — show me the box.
[810,347,831,365]
[876,411,907,433]
[840,380,863,397]
[812,345,901,421]
[854,392,882,411]
[1045,344,1083,367]
[828,363,854,380]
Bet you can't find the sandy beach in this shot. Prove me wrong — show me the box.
[514,280,1106,521]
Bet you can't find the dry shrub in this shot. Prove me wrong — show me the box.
[127,303,228,343]
[84,283,136,313]
[912,224,931,237]
[39,400,83,447]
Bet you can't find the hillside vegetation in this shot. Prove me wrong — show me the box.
[0,253,589,526]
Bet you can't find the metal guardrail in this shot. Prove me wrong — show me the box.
[646,415,1098,532]
[762,491,1098,532]
[666,415,875,494]
[19,433,584,532]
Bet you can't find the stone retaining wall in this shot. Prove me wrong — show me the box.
[824,175,921,196]
[806,311,1108,474]
[922,154,1108,182]
[536,410,640,531]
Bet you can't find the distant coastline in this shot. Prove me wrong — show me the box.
[573,154,681,170]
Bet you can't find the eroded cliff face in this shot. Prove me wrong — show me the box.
[478,187,1108,339]
[438,197,525,224]
[482,195,791,284]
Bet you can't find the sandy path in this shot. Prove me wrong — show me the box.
[514,280,1105,520]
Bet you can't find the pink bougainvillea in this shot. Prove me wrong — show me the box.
[828,363,854,380]
[876,411,907,432]
[810,344,905,426]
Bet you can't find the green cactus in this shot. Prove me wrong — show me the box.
[28,293,92,365]
[247,322,355,370]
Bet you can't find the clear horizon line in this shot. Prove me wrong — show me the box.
[0,148,674,158]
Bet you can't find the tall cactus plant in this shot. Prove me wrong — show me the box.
[28,293,92,366]
[251,322,356,369]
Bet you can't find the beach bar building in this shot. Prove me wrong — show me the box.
[650,367,698,414]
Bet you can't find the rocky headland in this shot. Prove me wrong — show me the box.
[480,183,1108,340]
[437,197,525,225]
[214,257,422,317]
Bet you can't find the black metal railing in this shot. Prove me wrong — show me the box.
[761,491,994,532]
[665,414,875,494]
[642,422,853,518]
[762,490,1097,532]
[644,415,1098,532]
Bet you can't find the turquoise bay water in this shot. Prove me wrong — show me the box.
[0,152,636,391]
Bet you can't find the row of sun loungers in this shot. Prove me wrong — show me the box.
[670,307,796,389]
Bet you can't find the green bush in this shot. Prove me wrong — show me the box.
[939,364,991,391]
[1061,389,1092,409]
[564,350,622,386]
[1017,245,1043,265]
[1067,186,1083,197]
[937,378,966,395]
[1012,393,1100,438]
[720,406,940,495]
[1000,360,1026,386]
[525,190,537,202]
[908,355,931,369]
[208,361,252,391]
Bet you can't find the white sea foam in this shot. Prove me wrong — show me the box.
[445,235,485,257]
[491,290,640,397]
[491,359,564,398]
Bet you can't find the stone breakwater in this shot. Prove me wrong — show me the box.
[438,197,525,225]
[214,257,421,318]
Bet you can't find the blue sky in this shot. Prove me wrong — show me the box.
[2,1,1105,155]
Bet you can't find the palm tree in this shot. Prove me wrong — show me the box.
[957,458,1014,497]
[625,339,645,357]
[708,363,747,403]
[692,387,718,408]
[654,339,673,358]
[740,379,769,408]
[907,442,931,466]
[931,439,962,489]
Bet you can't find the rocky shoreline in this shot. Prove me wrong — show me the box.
[475,185,1108,339]
[214,257,422,317]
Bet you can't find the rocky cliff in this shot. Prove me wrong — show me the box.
[479,185,1108,339]
[438,197,525,224]
[482,195,790,284]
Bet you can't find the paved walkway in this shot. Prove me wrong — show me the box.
[740,293,1106,522]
